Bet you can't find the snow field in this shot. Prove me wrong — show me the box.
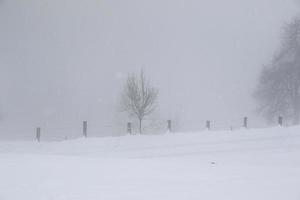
[0,127,300,200]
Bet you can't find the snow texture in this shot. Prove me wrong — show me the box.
[1,127,300,200]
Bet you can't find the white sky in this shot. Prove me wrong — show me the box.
[0,0,299,137]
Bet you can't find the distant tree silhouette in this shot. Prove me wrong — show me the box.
[121,70,158,134]
[254,17,300,125]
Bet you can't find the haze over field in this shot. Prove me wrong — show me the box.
[2,1,300,200]
[0,0,299,138]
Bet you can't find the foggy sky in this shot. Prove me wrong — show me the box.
[0,0,299,138]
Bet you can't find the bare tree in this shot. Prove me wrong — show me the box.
[121,71,158,134]
[254,17,300,125]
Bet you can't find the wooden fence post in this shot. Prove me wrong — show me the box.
[206,120,211,130]
[278,116,283,127]
[127,122,132,134]
[243,117,248,129]
[167,120,172,133]
[83,121,87,138]
[36,127,41,142]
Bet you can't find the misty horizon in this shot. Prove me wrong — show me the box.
[0,0,299,139]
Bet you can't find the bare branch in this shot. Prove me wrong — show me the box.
[120,70,159,133]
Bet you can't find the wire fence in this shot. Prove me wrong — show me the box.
[0,116,287,142]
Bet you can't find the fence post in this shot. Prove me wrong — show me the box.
[36,127,41,142]
[278,116,283,127]
[243,117,248,129]
[206,120,211,130]
[167,120,172,133]
[127,122,132,134]
[83,121,87,138]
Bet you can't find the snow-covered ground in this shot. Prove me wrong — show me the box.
[1,126,300,200]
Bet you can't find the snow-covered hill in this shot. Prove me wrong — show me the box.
[1,127,300,200]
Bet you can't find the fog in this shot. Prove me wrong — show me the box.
[0,0,299,138]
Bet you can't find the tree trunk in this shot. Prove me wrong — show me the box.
[293,87,300,125]
[293,100,300,125]
[139,118,142,134]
